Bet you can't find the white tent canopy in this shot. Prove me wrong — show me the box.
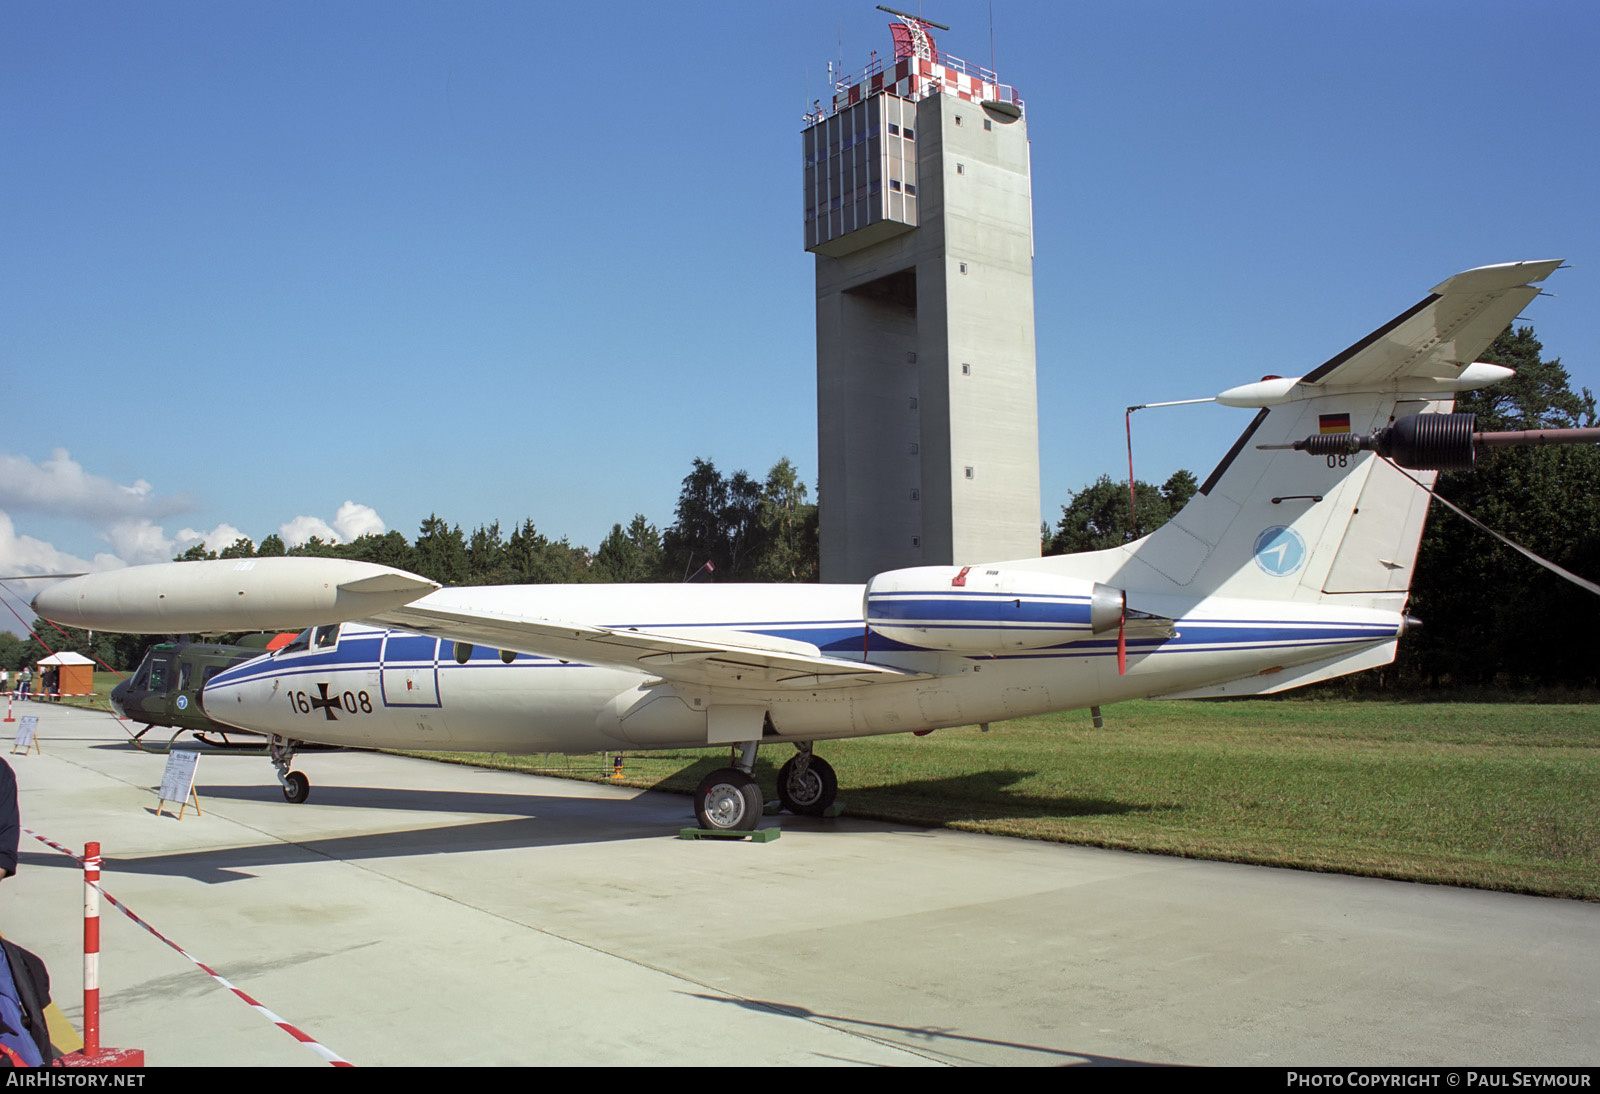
[36,652,94,667]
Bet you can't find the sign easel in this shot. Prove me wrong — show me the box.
[157,750,202,819]
[11,715,40,756]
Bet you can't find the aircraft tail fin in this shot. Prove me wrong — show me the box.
[1053,261,1561,611]
[1124,390,1445,610]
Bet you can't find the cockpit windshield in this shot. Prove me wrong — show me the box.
[274,624,339,657]
[276,628,313,657]
[126,644,176,694]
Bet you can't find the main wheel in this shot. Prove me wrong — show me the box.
[777,754,837,816]
[694,768,762,832]
[282,770,311,804]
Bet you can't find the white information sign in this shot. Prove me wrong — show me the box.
[158,749,203,819]
[12,715,39,755]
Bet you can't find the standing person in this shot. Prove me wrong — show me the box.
[15,668,28,701]
[0,756,53,1068]
[0,757,14,882]
[0,669,8,696]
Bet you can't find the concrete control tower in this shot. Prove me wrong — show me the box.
[804,9,1040,584]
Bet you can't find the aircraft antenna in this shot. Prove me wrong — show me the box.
[1122,398,1217,531]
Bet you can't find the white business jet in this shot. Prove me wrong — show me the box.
[34,261,1562,830]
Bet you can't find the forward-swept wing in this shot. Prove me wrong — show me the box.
[366,602,931,690]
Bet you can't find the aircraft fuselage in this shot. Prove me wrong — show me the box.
[201,582,1401,753]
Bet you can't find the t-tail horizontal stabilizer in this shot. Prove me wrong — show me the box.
[1108,260,1563,611]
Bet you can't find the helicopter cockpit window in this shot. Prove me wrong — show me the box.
[178,662,193,692]
[277,629,313,657]
[313,624,340,650]
[147,657,172,693]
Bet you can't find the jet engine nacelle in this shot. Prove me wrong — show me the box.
[864,565,1124,653]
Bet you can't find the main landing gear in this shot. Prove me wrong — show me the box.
[270,735,311,803]
[692,741,839,832]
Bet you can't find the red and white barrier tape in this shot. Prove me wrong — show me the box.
[23,828,353,1067]
[3,692,96,699]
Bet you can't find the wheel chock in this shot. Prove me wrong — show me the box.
[677,826,781,842]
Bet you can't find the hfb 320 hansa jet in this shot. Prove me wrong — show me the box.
[34,261,1571,830]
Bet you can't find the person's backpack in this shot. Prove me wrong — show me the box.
[0,939,57,1066]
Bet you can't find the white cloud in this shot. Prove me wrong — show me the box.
[1,446,388,572]
[0,510,123,579]
[333,501,385,541]
[100,519,178,566]
[0,449,191,523]
[174,523,248,556]
[282,502,386,548]
[279,515,339,547]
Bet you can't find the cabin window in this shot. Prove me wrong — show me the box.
[313,624,340,649]
[278,628,312,656]
[147,657,171,692]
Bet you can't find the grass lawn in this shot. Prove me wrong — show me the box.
[419,698,1600,900]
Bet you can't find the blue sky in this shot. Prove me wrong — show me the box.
[3,0,1596,597]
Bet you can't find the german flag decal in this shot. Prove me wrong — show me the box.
[1319,413,1351,434]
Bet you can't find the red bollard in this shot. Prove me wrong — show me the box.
[54,843,144,1067]
[84,842,99,1056]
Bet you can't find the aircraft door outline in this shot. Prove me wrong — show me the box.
[380,633,442,708]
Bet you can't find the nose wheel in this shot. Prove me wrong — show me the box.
[270,735,311,804]
[281,770,311,803]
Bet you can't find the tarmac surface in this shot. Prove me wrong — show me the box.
[3,702,1596,1067]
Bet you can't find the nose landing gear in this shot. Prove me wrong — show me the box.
[270,735,311,803]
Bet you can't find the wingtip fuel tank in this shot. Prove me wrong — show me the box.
[32,557,440,634]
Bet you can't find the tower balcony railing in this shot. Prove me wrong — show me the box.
[820,50,1022,116]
